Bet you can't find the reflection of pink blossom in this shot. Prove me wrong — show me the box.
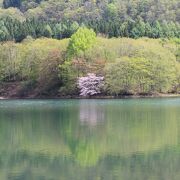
[77,73,104,97]
[79,102,105,126]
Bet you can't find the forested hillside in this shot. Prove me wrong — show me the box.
[0,0,179,41]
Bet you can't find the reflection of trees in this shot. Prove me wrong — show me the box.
[0,100,179,179]
[103,103,179,156]
[62,100,180,167]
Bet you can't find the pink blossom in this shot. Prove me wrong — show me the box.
[77,73,104,96]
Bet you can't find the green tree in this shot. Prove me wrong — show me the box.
[145,22,153,37]
[131,19,146,38]
[67,27,96,58]
[0,20,9,41]
[59,27,96,93]
[105,3,118,20]
[104,55,178,95]
[43,25,53,38]
[152,21,163,38]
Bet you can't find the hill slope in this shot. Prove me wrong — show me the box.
[0,0,179,42]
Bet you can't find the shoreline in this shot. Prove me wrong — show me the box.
[0,93,180,100]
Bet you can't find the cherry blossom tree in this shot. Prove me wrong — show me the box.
[77,73,104,97]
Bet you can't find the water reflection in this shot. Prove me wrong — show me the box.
[0,99,179,179]
[79,100,105,126]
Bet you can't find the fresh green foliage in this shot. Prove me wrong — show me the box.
[0,38,68,96]
[105,57,177,95]
[58,27,96,95]
[67,27,96,58]
[0,35,179,97]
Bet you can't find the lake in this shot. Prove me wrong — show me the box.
[0,98,180,180]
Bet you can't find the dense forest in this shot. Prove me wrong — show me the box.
[0,0,180,41]
[0,0,179,97]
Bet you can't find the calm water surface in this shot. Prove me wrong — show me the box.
[0,98,180,180]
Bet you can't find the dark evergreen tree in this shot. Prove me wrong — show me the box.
[3,0,21,8]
